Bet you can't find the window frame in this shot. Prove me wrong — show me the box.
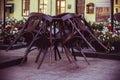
[38,0,48,14]
[22,0,30,17]
[115,0,118,4]
[116,8,118,13]
[56,0,66,15]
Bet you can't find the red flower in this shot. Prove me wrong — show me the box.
[97,31,103,35]
[14,24,19,28]
[112,30,116,34]
[107,25,112,30]
[6,25,12,30]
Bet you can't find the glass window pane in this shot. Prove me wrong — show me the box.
[38,0,48,14]
[61,1,65,7]
[56,0,66,15]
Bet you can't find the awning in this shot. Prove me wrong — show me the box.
[5,3,14,13]
[5,3,14,8]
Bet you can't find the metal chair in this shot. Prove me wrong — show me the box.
[6,13,108,69]
[75,14,108,52]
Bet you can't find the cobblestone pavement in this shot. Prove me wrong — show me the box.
[0,48,120,80]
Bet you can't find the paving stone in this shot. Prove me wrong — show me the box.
[0,48,120,80]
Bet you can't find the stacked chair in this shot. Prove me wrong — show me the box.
[7,13,108,69]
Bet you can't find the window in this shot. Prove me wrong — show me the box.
[116,8,118,13]
[116,0,118,4]
[96,7,110,22]
[22,0,30,16]
[38,0,48,14]
[56,0,66,15]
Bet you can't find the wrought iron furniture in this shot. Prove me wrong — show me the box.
[7,13,108,69]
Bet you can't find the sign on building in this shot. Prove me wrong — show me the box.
[96,0,111,22]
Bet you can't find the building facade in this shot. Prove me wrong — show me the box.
[5,0,76,20]
[84,0,120,22]
[114,0,120,13]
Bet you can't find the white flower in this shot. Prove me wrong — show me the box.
[115,21,119,25]
[106,37,109,39]
[12,31,16,35]
[101,30,106,34]
[14,28,18,31]
[112,34,117,37]
[111,46,115,50]
[118,30,120,33]
[5,25,12,28]
[109,32,112,34]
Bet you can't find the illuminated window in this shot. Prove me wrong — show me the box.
[56,0,66,15]
[22,0,30,16]
[38,0,48,14]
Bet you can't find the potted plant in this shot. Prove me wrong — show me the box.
[0,17,26,49]
[94,25,120,53]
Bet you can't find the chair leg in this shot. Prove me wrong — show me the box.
[21,50,30,64]
[71,48,77,61]
[68,19,96,52]
[63,46,72,63]
[37,48,48,69]
[54,46,57,61]
[35,48,42,63]
[56,47,62,60]
[21,31,40,64]
[77,46,90,65]
[54,46,61,61]
[64,46,79,67]
[6,33,23,51]
[80,51,90,65]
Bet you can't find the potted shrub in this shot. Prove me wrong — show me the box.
[94,25,120,53]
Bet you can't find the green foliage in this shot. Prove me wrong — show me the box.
[90,22,104,31]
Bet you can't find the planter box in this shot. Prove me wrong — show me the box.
[92,41,120,53]
[0,42,27,50]
[0,56,23,69]
[112,42,120,53]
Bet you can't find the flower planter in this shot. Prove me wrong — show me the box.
[112,42,120,53]
[0,39,27,50]
[91,41,107,52]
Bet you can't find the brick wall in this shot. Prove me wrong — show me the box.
[76,0,85,14]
